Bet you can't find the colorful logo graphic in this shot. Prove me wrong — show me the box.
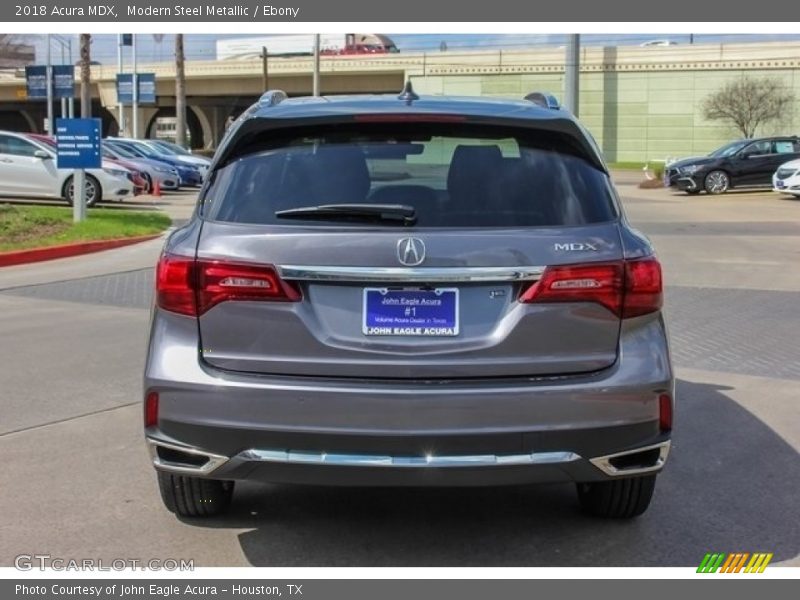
[697,552,773,573]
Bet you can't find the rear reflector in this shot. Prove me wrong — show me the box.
[156,254,301,316]
[659,393,673,432]
[519,257,663,319]
[145,391,159,428]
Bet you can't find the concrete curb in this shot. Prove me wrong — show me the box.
[0,234,163,268]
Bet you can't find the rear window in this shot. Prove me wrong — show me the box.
[203,125,616,227]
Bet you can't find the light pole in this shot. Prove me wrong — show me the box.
[132,34,138,138]
[51,35,73,118]
[313,34,320,96]
[117,34,124,135]
[45,34,53,134]
[564,34,580,116]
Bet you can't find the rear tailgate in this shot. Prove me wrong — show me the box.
[196,222,623,379]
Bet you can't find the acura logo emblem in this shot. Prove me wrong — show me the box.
[397,237,425,266]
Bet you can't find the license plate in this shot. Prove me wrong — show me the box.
[362,288,459,336]
[777,180,786,189]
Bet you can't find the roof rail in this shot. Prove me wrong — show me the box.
[258,90,288,107]
[524,92,560,110]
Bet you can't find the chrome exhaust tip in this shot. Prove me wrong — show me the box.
[589,441,670,477]
[146,438,229,475]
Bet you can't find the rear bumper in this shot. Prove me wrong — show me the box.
[144,311,674,486]
[146,436,670,486]
[178,172,202,186]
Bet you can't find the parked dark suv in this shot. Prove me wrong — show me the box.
[145,86,674,520]
[664,136,800,194]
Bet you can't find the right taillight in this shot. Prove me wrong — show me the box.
[520,256,663,319]
[622,256,663,318]
[155,253,301,316]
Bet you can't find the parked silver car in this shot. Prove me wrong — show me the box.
[145,88,674,519]
[101,143,180,192]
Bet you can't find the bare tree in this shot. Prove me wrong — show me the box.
[702,76,795,138]
[175,34,187,148]
[0,34,34,68]
[79,34,92,118]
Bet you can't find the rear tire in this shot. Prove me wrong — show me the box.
[576,475,656,518]
[156,471,234,517]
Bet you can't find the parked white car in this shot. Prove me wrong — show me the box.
[773,159,800,197]
[0,130,133,207]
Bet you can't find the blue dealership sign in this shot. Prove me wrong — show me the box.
[116,73,156,104]
[25,65,75,99]
[55,118,102,169]
[25,66,47,99]
[53,65,75,99]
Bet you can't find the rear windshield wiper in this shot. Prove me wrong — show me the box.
[275,203,417,226]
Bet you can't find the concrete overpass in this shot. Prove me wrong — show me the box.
[1,40,799,159]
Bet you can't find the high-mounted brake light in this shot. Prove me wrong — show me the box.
[519,257,663,319]
[155,254,301,316]
[353,114,467,123]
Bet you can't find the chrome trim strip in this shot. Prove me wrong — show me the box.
[277,265,546,283]
[589,441,671,477]
[146,438,229,476]
[238,448,580,468]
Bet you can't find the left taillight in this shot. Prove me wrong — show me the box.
[155,253,301,317]
[155,254,196,316]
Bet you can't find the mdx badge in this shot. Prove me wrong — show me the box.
[554,242,599,251]
[397,237,426,266]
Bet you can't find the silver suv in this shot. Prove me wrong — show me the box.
[145,87,674,519]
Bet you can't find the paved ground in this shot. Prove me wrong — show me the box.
[0,184,798,567]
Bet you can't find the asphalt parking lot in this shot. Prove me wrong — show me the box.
[0,181,798,567]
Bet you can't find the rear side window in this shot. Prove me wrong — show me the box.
[203,125,616,228]
[774,140,799,154]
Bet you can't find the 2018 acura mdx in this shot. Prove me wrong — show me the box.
[144,86,674,519]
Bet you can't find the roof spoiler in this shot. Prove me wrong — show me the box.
[258,90,288,107]
[524,92,560,110]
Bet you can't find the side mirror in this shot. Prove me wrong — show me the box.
[34,150,51,159]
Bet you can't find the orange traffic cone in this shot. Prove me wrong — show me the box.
[152,180,161,198]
